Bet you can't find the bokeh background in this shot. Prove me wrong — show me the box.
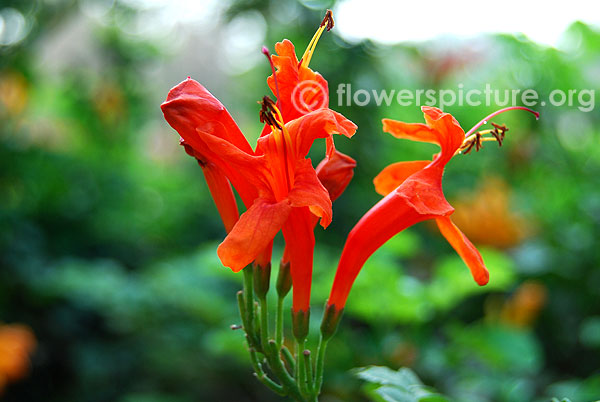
[1,0,599,401]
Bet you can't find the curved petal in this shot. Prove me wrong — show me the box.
[288,159,332,228]
[421,106,465,159]
[281,207,315,313]
[161,78,253,155]
[327,190,437,309]
[374,160,431,196]
[397,165,454,216]
[285,108,357,159]
[200,161,239,233]
[382,119,440,146]
[266,40,329,124]
[435,216,490,285]
[218,199,292,272]
[196,129,270,204]
[327,166,454,310]
[316,149,356,202]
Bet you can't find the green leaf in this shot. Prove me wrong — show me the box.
[355,366,451,402]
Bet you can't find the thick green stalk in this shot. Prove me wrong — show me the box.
[248,346,285,395]
[313,335,329,397]
[276,295,284,348]
[259,296,270,353]
[243,267,256,343]
[303,349,313,393]
[296,340,308,396]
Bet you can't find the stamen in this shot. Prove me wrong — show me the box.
[262,46,282,109]
[299,10,334,69]
[464,106,539,138]
[258,96,296,193]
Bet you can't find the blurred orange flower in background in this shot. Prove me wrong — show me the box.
[0,71,29,117]
[0,324,36,394]
[449,176,533,249]
[501,281,547,327]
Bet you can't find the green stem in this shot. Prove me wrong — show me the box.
[282,345,296,374]
[313,335,329,397]
[276,295,284,348]
[259,296,270,353]
[296,339,309,396]
[303,349,313,393]
[243,267,256,345]
[249,347,285,396]
[268,340,306,401]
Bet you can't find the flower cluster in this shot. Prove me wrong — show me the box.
[160,10,538,402]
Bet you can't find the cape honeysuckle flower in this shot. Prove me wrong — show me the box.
[261,11,357,275]
[208,98,356,316]
[163,10,357,321]
[324,105,539,319]
[161,79,274,266]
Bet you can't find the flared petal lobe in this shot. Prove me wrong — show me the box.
[161,78,253,155]
[374,160,431,197]
[382,106,466,164]
[266,40,329,123]
[288,158,333,228]
[218,199,292,272]
[316,150,357,202]
[435,216,489,285]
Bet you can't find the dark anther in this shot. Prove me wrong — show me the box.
[491,122,508,147]
[321,10,334,31]
[230,324,243,330]
[475,132,483,151]
[461,138,476,154]
[258,96,282,129]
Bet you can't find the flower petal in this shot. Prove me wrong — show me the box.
[373,160,431,196]
[266,39,329,123]
[435,216,490,285]
[421,106,465,159]
[288,159,332,228]
[196,129,271,203]
[316,150,357,202]
[200,161,239,233]
[218,198,292,272]
[161,78,253,155]
[382,119,440,146]
[284,108,357,159]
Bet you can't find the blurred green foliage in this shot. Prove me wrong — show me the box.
[1,0,599,401]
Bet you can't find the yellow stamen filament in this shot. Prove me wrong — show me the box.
[267,103,296,195]
[457,127,508,155]
[300,10,333,69]
[462,129,495,146]
[300,25,326,69]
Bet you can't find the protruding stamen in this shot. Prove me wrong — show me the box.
[458,123,512,155]
[258,96,296,193]
[262,46,282,109]
[457,106,539,155]
[300,10,334,69]
[464,106,539,138]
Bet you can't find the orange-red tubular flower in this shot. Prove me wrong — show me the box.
[161,79,273,264]
[327,106,539,311]
[203,107,356,313]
